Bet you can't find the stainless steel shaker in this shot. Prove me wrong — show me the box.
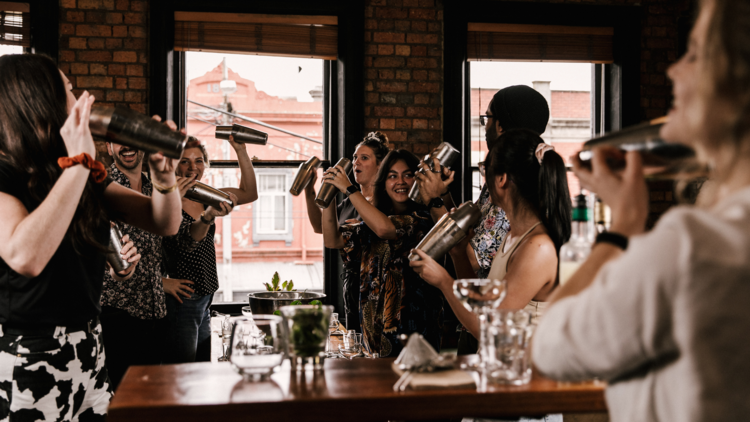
[408,202,481,262]
[215,124,268,145]
[185,181,235,209]
[289,156,322,196]
[409,142,460,204]
[89,106,187,159]
[107,225,131,274]
[315,158,352,209]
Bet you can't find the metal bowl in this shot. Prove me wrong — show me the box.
[247,291,327,315]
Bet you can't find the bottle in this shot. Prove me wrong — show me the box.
[325,313,345,357]
[594,197,611,234]
[558,193,593,286]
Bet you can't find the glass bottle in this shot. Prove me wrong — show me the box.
[559,193,593,286]
[594,196,611,234]
[325,313,345,357]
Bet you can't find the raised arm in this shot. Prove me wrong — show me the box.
[304,171,323,234]
[415,157,455,222]
[323,164,397,239]
[221,136,258,205]
[322,197,345,249]
[0,93,96,278]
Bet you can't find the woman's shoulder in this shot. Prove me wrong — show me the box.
[515,230,557,263]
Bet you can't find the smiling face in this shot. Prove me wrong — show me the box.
[176,147,206,179]
[384,159,415,204]
[107,142,145,171]
[352,144,379,186]
[660,4,711,146]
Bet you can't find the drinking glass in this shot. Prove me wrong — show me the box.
[489,309,534,385]
[280,304,333,371]
[229,315,285,381]
[325,313,345,358]
[338,332,363,360]
[453,279,507,371]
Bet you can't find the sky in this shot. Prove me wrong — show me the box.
[185,52,593,103]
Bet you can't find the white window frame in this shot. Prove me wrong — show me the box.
[252,169,294,246]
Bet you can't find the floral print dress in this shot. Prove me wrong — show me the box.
[339,209,444,357]
[469,186,510,278]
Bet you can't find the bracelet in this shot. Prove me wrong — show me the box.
[152,179,178,194]
[200,211,215,225]
[57,153,108,183]
[595,232,628,250]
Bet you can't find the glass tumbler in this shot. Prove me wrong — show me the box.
[229,315,285,380]
[280,304,333,371]
[489,309,533,385]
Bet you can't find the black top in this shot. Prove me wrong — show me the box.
[162,210,219,297]
[337,197,359,225]
[0,160,111,328]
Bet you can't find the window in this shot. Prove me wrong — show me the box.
[254,171,292,240]
[0,3,30,48]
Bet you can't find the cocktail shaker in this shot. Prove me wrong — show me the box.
[409,142,460,204]
[408,202,481,262]
[215,124,268,145]
[89,106,187,159]
[185,181,234,209]
[315,158,352,209]
[107,225,131,274]
[577,120,707,179]
[289,156,322,196]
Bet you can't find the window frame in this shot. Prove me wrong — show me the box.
[151,0,364,313]
[253,169,294,245]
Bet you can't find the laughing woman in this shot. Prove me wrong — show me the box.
[321,150,444,357]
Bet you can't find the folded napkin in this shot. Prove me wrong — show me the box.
[407,369,476,390]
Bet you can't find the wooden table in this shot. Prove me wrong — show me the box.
[109,357,606,422]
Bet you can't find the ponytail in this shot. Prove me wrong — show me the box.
[486,129,572,254]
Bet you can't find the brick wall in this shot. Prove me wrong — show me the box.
[550,91,591,119]
[58,0,149,115]
[364,0,443,155]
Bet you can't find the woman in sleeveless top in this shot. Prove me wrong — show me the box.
[410,129,571,354]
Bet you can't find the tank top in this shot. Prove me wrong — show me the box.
[487,222,548,324]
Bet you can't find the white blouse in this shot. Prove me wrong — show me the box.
[533,186,750,422]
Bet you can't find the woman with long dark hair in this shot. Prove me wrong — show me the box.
[304,132,389,332]
[322,150,444,357]
[410,129,571,353]
[534,1,750,419]
[0,54,182,420]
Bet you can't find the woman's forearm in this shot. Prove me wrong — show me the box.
[234,146,258,204]
[0,166,91,277]
[305,187,323,234]
[322,201,345,249]
[348,192,396,239]
[441,284,481,336]
[189,219,212,242]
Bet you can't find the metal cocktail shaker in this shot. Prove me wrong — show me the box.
[289,156,322,196]
[408,202,481,262]
[215,124,268,145]
[107,225,131,274]
[409,142,460,204]
[315,158,352,209]
[185,181,235,209]
[89,106,187,159]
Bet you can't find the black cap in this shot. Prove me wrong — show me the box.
[491,85,550,135]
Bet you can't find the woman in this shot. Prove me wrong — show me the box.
[0,54,182,420]
[532,1,750,420]
[322,150,444,357]
[305,132,390,332]
[410,129,571,354]
[161,138,257,363]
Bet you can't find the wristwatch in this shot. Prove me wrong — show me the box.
[428,197,444,209]
[345,185,359,197]
[200,211,215,225]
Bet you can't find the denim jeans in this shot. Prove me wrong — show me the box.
[161,292,213,364]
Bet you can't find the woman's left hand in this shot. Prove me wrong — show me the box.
[205,193,239,219]
[116,234,140,277]
[409,249,454,292]
[148,115,180,187]
[322,165,352,193]
[227,134,244,152]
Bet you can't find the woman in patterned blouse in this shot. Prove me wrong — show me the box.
[161,137,258,363]
[321,150,444,357]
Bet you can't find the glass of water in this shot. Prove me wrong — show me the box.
[229,315,285,380]
[338,332,363,360]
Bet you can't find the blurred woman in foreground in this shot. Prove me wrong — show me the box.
[533,1,750,420]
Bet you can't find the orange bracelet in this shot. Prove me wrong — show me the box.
[58,153,108,183]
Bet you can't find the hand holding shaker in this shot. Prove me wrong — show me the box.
[315,158,352,209]
[289,156,322,196]
[409,142,460,204]
[107,225,131,274]
[185,181,235,209]
[408,202,481,262]
[89,106,187,159]
[215,124,268,145]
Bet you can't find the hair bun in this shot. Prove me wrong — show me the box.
[365,131,390,147]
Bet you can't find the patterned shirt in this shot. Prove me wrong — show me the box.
[469,185,510,278]
[162,211,219,297]
[340,209,444,358]
[101,164,167,320]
